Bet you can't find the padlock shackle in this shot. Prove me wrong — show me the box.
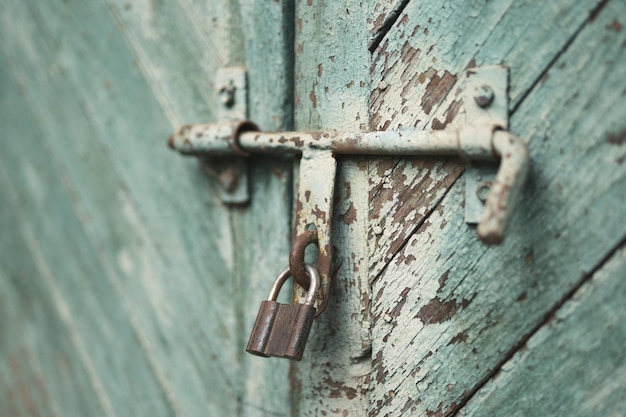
[268,264,319,305]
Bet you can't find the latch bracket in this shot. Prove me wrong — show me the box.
[168,65,529,314]
[464,65,508,224]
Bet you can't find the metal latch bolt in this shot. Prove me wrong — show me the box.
[167,65,529,358]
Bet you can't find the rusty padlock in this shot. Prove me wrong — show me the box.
[246,263,319,360]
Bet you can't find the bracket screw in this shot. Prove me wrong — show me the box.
[476,181,493,203]
[474,85,494,108]
[219,82,236,108]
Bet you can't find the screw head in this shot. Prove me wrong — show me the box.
[474,84,494,108]
[219,83,235,108]
[219,169,239,192]
[476,181,493,203]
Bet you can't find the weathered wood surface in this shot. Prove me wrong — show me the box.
[369,1,626,416]
[2,1,625,416]
[368,0,606,278]
[292,0,372,415]
[0,1,293,416]
[459,245,626,417]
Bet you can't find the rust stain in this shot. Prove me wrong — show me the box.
[338,202,357,225]
[346,80,355,88]
[517,292,528,302]
[272,167,283,179]
[290,136,304,147]
[309,82,317,108]
[524,249,535,263]
[323,377,358,399]
[318,63,323,77]
[607,19,623,32]
[296,18,302,33]
[311,205,327,223]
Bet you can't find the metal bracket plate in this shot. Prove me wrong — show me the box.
[463,65,509,224]
[211,67,249,204]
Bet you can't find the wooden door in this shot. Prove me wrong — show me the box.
[292,1,626,416]
[0,1,294,416]
[2,1,625,417]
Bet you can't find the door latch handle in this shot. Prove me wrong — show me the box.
[167,65,529,320]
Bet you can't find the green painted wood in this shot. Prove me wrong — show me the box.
[3,1,625,416]
[368,1,626,416]
[458,245,626,417]
[292,0,372,415]
[0,0,293,416]
[0,61,175,417]
[368,0,605,279]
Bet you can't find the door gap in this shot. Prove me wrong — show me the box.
[369,0,413,52]
[510,0,610,115]
[368,168,463,286]
[448,232,626,417]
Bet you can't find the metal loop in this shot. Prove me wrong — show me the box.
[289,230,319,289]
[267,263,319,306]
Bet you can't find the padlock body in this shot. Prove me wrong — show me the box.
[246,300,316,360]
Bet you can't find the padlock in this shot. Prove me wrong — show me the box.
[246,263,319,360]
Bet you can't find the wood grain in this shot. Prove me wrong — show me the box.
[0,0,294,416]
[369,1,626,415]
[458,245,626,417]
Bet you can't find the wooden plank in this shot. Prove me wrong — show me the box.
[0,178,107,417]
[0,63,176,417]
[368,0,605,279]
[0,4,241,415]
[227,1,295,415]
[459,245,626,417]
[369,1,626,415]
[0,0,294,415]
[292,0,372,415]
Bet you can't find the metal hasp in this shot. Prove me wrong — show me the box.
[204,67,250,204]
[167,65,529,315]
